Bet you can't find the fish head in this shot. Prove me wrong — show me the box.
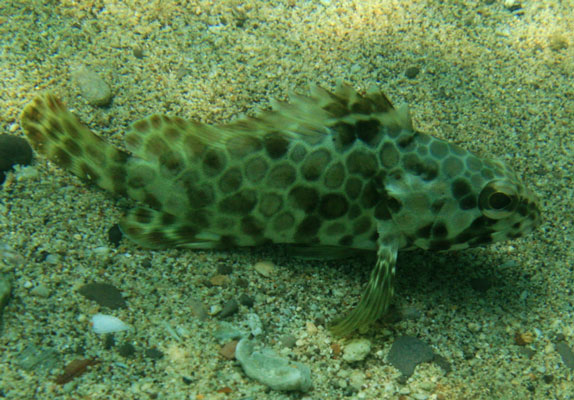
[379,132,541,252]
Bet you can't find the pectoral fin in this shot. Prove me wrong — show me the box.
[330,230,399,336]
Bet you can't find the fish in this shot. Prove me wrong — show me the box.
[20,83,541,336]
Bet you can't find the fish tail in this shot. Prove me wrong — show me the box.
[20,94,130,194]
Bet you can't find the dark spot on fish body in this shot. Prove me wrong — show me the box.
[202,149,226,177]
[134,208,153,224]
[144,192,163,210]
[356,119,381,146]
[185,184,214,208]
[161,212,177,225]
[431,222,448,238]
[295,216,321,243]
[318,194,349,219]
[361,182,380,209]
[332,122,356,151]
[346,150,377,178]
[301,149,331,181]
[380,142,400,169]
[219,190,257,215]
[429,240,451,251]
[241,216,264,237]
[460,195,477,210]
[345,177,363,200]
[324,162,345,189]
[133,119,149,133]
[150,115,162,129]
[267,163,296,188]
[452,179,471,199]
[146,136,169,158]
[63,118,81,139]
[353,216,371,235]
[338,235,353,247]
[218,167,243,193]
[374,201,392,220]
[175,225,198,240]
[289,186,319,212]
[226,135,263,158]
[264,133,290,159]
[159,151,184,174]
[54,148,72,168]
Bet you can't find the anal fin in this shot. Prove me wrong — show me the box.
[120,207,220,249]
[330,231,399,336]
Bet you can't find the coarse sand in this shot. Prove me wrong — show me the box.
[1,1,573,399]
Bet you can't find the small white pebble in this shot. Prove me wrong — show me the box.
[254,260,275,277]
[91,314,130,334]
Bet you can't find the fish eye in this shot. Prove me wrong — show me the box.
[479,180,518,219]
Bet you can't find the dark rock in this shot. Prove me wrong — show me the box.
[469,277,492,292]
[107,224,123,246]
[118,342,136,357]
[555,341,574,369]
[387,336,435,377]
[16,345,60,371]
[217,263,233,275]
[104,334,115,350]
[404,66,420,79]
[189,298,208,321]
[0,134,33,184]
[79,282,126,309]
[145,347,164,360]
[239,293,254,308]
[220,299,239,318]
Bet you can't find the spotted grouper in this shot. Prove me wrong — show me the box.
[20,83,541,335]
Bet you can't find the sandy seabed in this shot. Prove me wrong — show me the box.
[1,1,573,399]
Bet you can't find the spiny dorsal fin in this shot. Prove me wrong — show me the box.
[124,83,409,158]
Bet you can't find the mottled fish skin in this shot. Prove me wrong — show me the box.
[21,84,541,335]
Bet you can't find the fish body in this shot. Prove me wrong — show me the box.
[21,84,540,335]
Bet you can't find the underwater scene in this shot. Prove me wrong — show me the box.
[0,0,572,399]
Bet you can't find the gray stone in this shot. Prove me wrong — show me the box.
[235,338,312,392]
[0,273,12,322]
[72,65,113,106]
[387,336,435,377]
[342,338,372,362]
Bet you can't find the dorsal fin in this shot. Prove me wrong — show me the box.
[124,83,410,160]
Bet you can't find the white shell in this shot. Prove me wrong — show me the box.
[91,314,130,334]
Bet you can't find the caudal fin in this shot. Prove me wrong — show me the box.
[20,94,130,194]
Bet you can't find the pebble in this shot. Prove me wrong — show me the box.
[342,338,372,362]
[145,347,164,360]
[555,341,574,369]
[79,282,126,309]
[349,370,366,390]
[107,224,123,246]
[91,314,130,334]
[189,298,208,321]
[219,299,239,318]
[209,274,230,286]
[219,340,238,360]
[238,293,254,308]
[254,261,275,277]
[245,312,263,337]
[30,284,50,298]
[16,344,60,371]
[118,342,136,357]
[0,273,12,319]
[387,336,435,377]
[72,65,113,106]
[404,66,420,79]
[0,134,33,185]
[280,334,297,349]
[235,338,312,392]
[213,322,247,344]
